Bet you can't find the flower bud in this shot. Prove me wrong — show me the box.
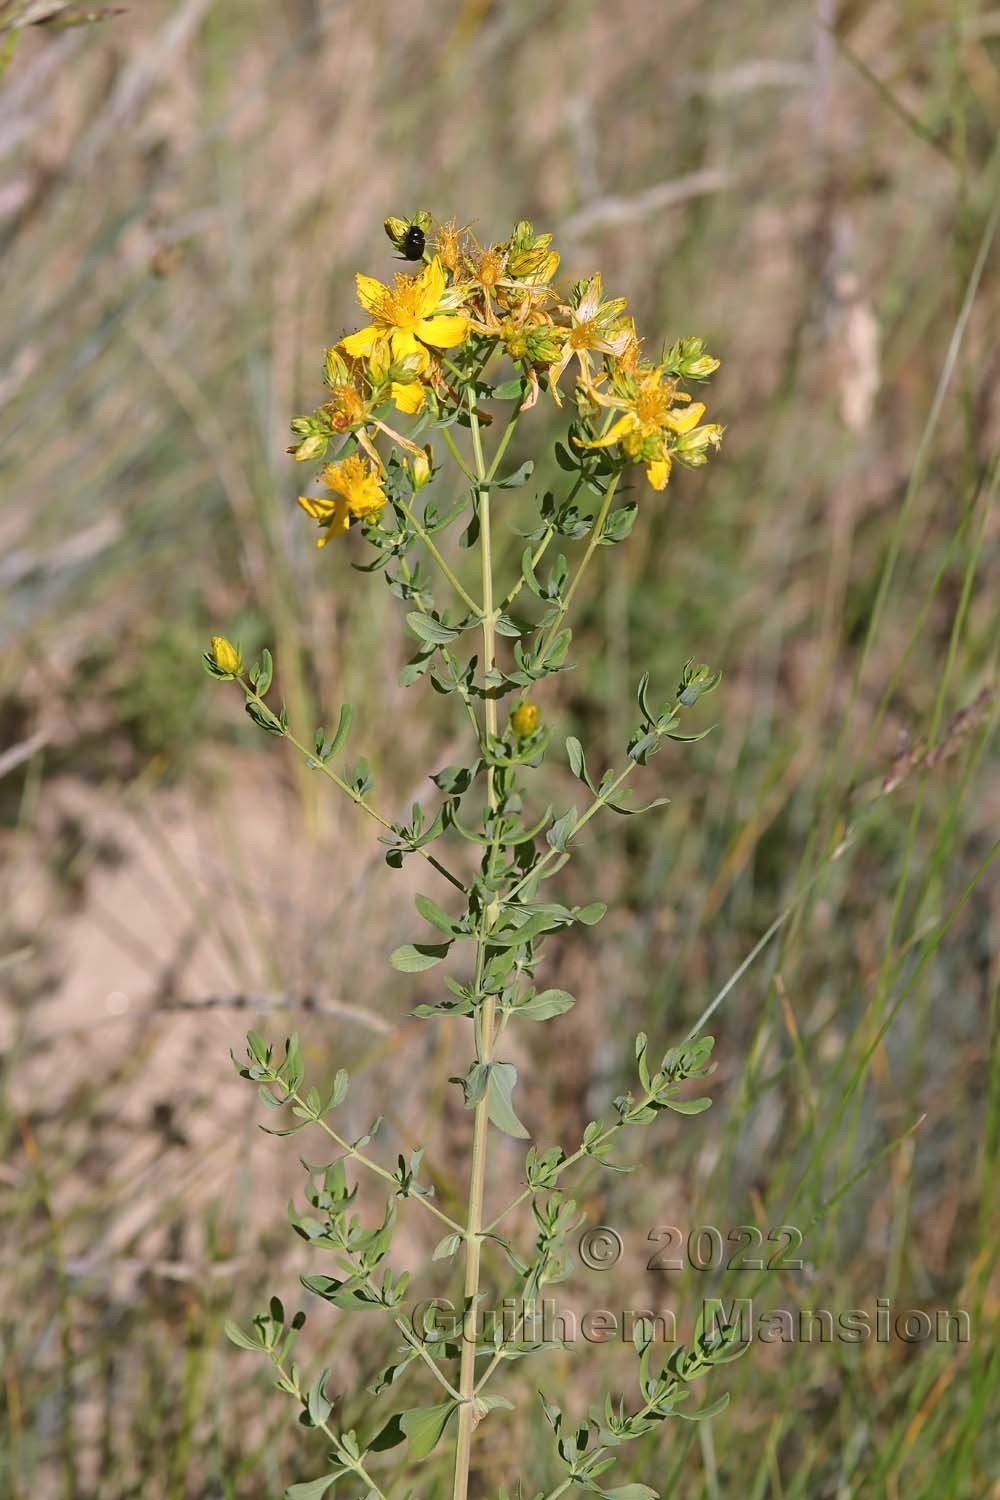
[291,432,329,463]
[409,445,432,491]
[324,346,351,386]
[675,423,724,465]
[666,336,721,381]
[510,701,539,737]
[383,216,410,251]
[523,325,564,365]
[211,636,241,676]
[384,211,433,261]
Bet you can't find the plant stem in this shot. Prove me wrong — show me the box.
[537,1388,670,1500]
[438,423,479,483]
[396,494,482,615]
[451,398,501,1500]
[483,1084,657,1236]
[536,472,620,660]
[503,758,636,906]
[238,679,465,893]
[500,522,554,612]
[271,1355,390,1499]
[285,1086,465,1235]
[334,1234,463,1401]
[484,404,521,484]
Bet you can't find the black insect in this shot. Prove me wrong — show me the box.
[402,223,426,260]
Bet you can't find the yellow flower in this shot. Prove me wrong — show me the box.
[576,362,722,491]
[548,274,632,402]
[323,454,387,518]
[298,454,387,545]
[510,701,539,737]
[210,636,241,675]
[341,257,468,370]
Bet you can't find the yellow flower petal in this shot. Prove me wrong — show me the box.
[341,324,382,358]
[415,314,469,349]
[389,328,424,362]
[664,401,705,434]
[298,493,336,519]
[355,273,388,315]
[646,456,672,490]
[392,380,425,415]
[300,492,350,542]
[415,256,446,315]
[579,413,640,449]
[576,273,601,321]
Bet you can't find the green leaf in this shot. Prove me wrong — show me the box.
[494,613,524,637]
[662,1095,712,1115]
[546,806,577,853]
[432,1232,463,1261]
[487,1062,530,1139]
[414,894,457,936]
[516,988,576,1021]
[253,647,274,695]
[323,1069,350,1113]
[565,736,590,785]
[407,612,461,645]
[492,377,526,400]
[329,703,353,754]
[285,1476,343,1500]
[401,1401,457,1460]
[455,1062,490,1108]
[370,1413,406,1451]
[574,901,607,926]
[599,503,639,545]
[672,1392,731,1421]
[521,545,544,599]
[637,671,656,724]
[496,459,534,489]
[390,942,451,972]
[306,1369,333,1427]
[223,1320,260,1351]
[246,699,286,736]
[599,1488,659,1499]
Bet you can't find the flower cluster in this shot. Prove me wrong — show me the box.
[289,212,723,544]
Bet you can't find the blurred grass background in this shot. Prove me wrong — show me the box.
[1,1,998,1497]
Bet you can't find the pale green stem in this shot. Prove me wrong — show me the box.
[237,677,466,894]
[536,471,620,662]
[483,404,521,483]
[502,759,635,907]
[282,1084,465,1236]
[396,495,482,616]
[438,423,479,483]
[499,470,587,613]
[329,1228,463,1401]
[537,1386,673,1500]
[451,397,502,1500]
[271,1354,391,1499]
